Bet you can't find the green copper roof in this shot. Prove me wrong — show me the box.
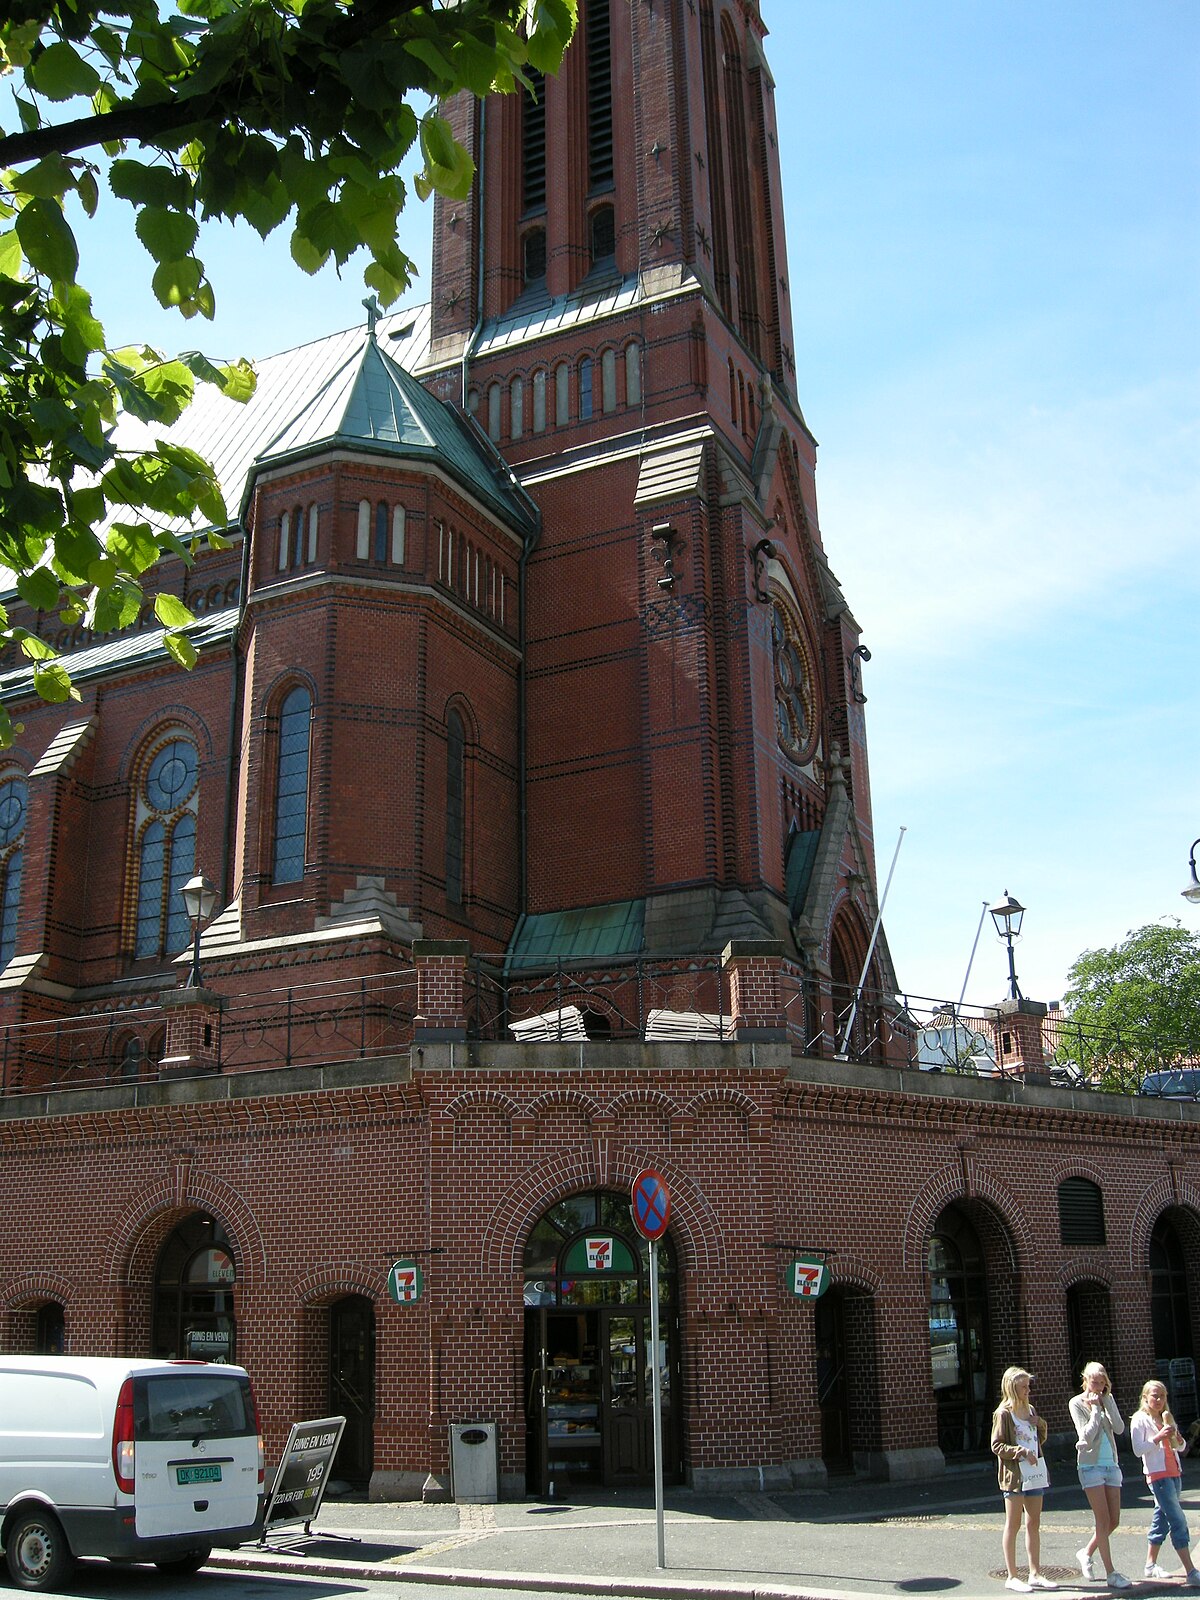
[508,899,646,967]
[254,330,535,532]
[785,827,821,921]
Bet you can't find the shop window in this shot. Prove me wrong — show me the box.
[152,1212,238,1362]
[0,774,27,968]
[1058,1177,1106,1247]
[134,739,198,960]
[445,709,466,905]
[272,687,311,886]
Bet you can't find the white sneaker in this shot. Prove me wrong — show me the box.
[1077,1546,1097,1580]
[1144,1563,1170,1579]
[1028,1577,1058,1591]
[1185,1574,1200,1589]
[1106,1575,1131,1592]
[1005,1581,1032,1594]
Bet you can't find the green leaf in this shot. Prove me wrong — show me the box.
[135,206,200,263]
[17,630,57,661]
[16,567,59,612]
[0,230,21,276]
[154,592,194,628]
[15,197,79,284]
[32,660,80,703]
[163,630,198,670]
[151,256,203,308]
[109,160,191,210]
[30,40,102,101]
[107,521,162,576]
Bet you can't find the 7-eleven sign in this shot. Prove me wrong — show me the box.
[585,1236,614,1271]
[787,1256,829,1300]
[388,1259,424,1304]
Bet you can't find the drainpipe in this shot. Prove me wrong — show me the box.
[460,96,487,410]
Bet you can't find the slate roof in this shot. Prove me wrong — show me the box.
[0,609,238,701]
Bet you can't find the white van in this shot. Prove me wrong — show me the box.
[0,1356,264,1590]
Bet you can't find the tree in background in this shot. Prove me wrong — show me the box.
[1055,921,1200,1089]
[0,0,575,741]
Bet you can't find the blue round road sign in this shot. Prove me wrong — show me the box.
[631,1168,671,1240]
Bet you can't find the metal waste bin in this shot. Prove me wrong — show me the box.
[449,1421,498,1503]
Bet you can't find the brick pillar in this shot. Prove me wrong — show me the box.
[991,997,1049,1083]
[723,940,786,1040]
[413,941,470,1042]
[159,987,224,1078]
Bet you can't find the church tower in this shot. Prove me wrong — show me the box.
[422,0,890,992]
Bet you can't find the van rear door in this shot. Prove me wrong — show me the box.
[131,1369,260,1541]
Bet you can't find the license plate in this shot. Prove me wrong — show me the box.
[175,1464,222,1485]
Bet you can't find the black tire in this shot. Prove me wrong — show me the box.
[154,1548,211,1576]
[5,1508,76,1591]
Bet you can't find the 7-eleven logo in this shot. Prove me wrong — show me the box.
[586,1236,613,1271]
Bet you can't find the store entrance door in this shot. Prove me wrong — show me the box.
[525,1304,679,1495]
[329,1295,375,1486]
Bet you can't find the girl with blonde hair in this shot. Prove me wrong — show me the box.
[1130,1378,1200,1585]
[1069,1361,1129,1589]
[991,1366,1056,1591]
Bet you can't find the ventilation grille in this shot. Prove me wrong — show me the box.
[523,70,546,211]
[1058,1178,1107,1247]
[587,0,613,188]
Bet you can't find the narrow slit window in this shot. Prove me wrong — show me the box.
[272,688,311,886]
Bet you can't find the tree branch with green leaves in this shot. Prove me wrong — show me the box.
[0,0,576,744]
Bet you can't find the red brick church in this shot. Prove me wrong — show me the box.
[0,0,1195,1498]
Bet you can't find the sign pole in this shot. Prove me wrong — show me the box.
[649,1234,665,1569]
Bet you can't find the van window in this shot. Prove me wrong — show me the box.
[135,1372,254,1440]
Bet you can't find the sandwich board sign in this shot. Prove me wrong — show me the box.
[262,1415,346,1536]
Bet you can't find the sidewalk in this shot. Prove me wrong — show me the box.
[211,1464,1200,1600]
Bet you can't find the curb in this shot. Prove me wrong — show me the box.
[209,1550,850,1600]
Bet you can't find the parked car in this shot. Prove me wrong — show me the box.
[1140,1068,1200,1100]
[0,1356,264,1590]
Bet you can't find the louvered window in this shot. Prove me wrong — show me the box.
[522,70,546,211]
[445,711,465,905]
[1058,1178,1106,1247]
[587,0,613,189]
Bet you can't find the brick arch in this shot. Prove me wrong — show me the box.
[901,1162,1031,1274]
[523,1086,604,1124]
[1128,1181,1200,1272]
[107,1172,267,1290]
[442,692,478,745]
[258,666,319,715]
[2,1271,74,1310]
[119,705,215,776]
[681,1085,765,1122]
[293,1265,383,1306]
[1055,1255,1113,1291]
[479,1157,727,1285]
[442,1086,523,1123]
[827,1255,884,1296]
[1048,1158,1109,1187]
[606,1087,679,1121]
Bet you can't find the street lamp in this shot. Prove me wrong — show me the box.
[1183,840,1200,906]
[180,872,217,989]
[988,890,1025,1002]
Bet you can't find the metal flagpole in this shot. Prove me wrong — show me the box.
[649,1236,665,1568]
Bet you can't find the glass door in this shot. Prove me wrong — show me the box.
[601,1308,676,1487]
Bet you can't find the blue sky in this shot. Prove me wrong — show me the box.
[42,0,1200,1008]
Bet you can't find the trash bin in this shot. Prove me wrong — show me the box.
[448,1421,498,1504]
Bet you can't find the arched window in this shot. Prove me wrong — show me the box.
[590,203,616,265]
[356,498,370,560]
[445,710,466,905]
[487,382,502,441]
[511,375,525,438]
[272,688,311,885]
[307,504,319,564]
[277,510,290,571]
[625,342,642,407]
[555,363,570,426]
[291,504,304,568]
[579,357,594,421]
[523,227,547,284]
[391,505,406,564]
[152,1212,238,1362]
[134,738,199,960]
[374,500,389,563]
[0,774,27,968]
[532,369,548,433]
[601,348,617,413]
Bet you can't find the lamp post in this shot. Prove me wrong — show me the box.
[180,873,217,989]
[1183,840,1200,906]
[988,891,1025,1002]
